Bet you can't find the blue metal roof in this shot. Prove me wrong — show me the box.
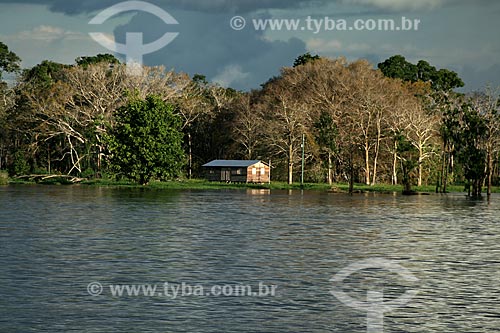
[202,160,262,168]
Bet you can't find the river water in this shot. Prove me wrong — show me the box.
[1,185,499,332]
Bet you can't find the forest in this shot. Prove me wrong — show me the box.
[1,41,499,196]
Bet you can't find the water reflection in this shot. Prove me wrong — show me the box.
[0,186,499,332]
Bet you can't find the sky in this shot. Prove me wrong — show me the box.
[0,0,499,91]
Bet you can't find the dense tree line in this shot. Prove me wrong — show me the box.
[1,41,499,196]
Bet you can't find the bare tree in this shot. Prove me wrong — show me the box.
[260,71,312,184]
[63,63,127,173]
[404,101,439,186]
[290,57,354,184]
[231,93,262,159]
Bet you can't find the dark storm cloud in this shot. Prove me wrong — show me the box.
[0,0,328,14]
[2,0,498,14]
[3,0,499,90]
[1,0,312,90]
[459,64,500,92]
[113,10,307,90]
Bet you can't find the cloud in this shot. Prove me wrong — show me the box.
[340,0,499,11]
[306,38,370,54]
[13,25,85,41]
[1,23,110,68]
[0,0,330,14]
[343,0,446,11]
[212,64,250,87]
[2,0,499,92]
[459,63,500,91]
[1,0,497,15]
[112,10,307,90]
[307,38,342,53]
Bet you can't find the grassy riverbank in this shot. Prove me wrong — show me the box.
[5,175,500,193]
[82,178,499,193]
[0,171,9,185]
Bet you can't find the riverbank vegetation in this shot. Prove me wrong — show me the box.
[0,170,8,185]
[6,177,500,194]
[1,40,499,196]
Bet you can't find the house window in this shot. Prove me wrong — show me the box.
[260,168,265,175]
[237,168,242,175]
[252,167,257,175]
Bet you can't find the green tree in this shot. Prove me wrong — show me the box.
[106,95,185,185]
[293,52,320,67]
[76,54,120,68]
[396,134,419,194]
[378,55,464,91]
[22,60,69,87]
[451,102,488,197]
[379,55,464,192]
[8,149,29,176]
[432,68,464,91]
[378,55,417,82]
[0,41,21,81]
[416,60,436,82]
[192,74,208,85]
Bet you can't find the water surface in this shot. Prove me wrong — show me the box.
[1,185,499,332]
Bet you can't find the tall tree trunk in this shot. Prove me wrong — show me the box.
[402,160,412,194]
[449,153,454,184]
[188,132,192,179]
[372,140,380,185]
[473,179,482,197]
[487,150,492,197]
[349,163,354,195]
[47,146,51,174]
[97,144,102,177]
[371,156,378,186]
[435,170,440,193]
[418,146,423,187]
[348,149,354,195]
[327,152,332,185]
[288,144,293,185]
[364,141,370,185]
[371,121,381,186]
[442,151,448,193]
[392,140,398,185]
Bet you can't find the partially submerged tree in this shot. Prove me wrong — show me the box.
[452,102,487,197]
[460,90,500,197]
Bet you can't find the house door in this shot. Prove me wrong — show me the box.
[221,169,231,182]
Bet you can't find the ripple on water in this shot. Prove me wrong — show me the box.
[1,186,499,332]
